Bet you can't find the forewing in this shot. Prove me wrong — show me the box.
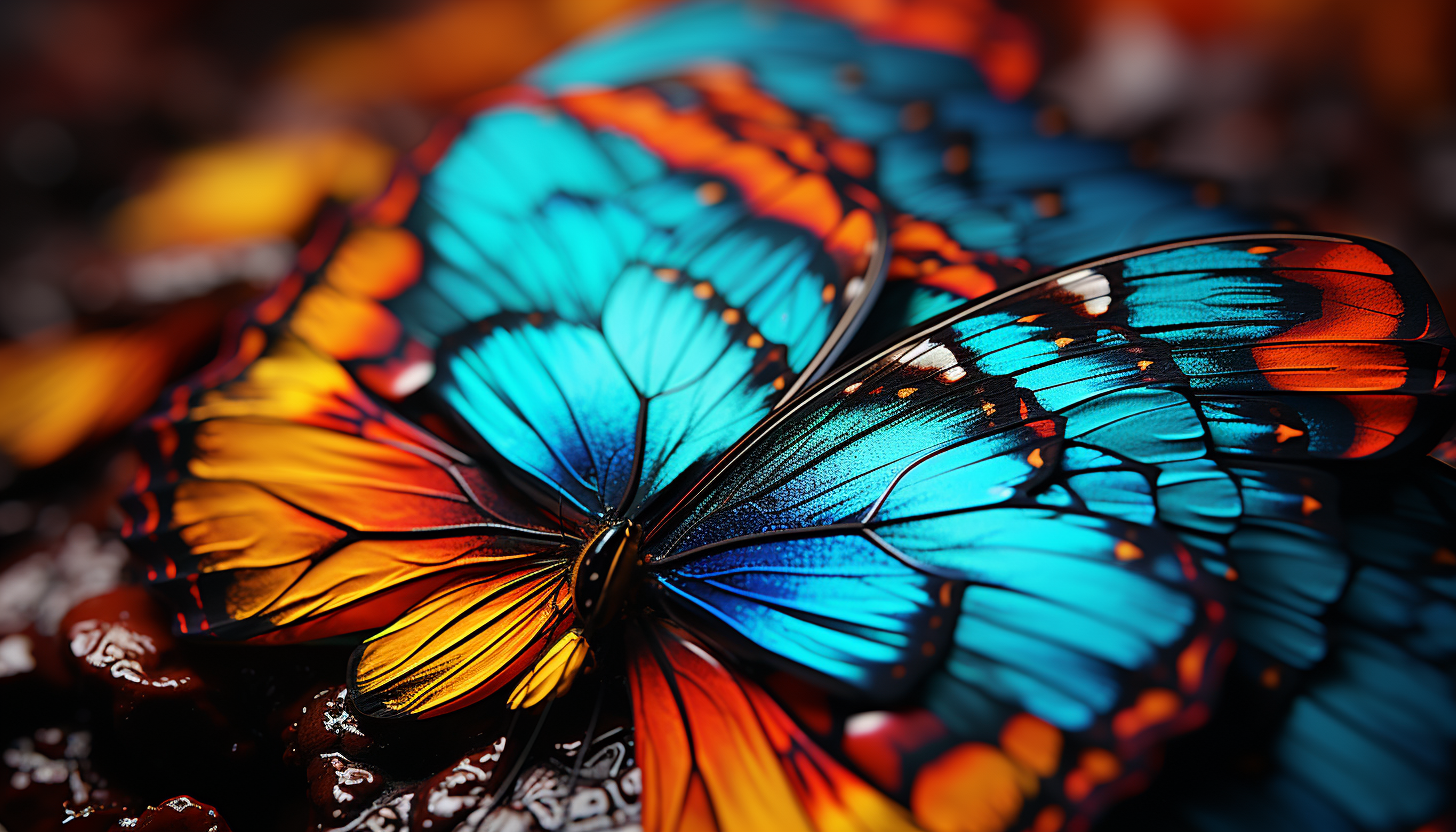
[360,77,887,520]
[121,328,574,642]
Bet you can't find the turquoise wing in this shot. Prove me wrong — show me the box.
[534,0,1261,338]
[640,232,1453,830]
[403,82,889,519]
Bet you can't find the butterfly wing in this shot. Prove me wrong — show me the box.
[120,324,579,717]
[1133,457,1456,832]
[640,232,1453,829]
[627,619,918,832]
[0,295,229,469]
[404,76,888,519]
[534,0,1259,339]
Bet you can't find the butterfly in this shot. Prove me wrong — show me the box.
[120,2,1456,831]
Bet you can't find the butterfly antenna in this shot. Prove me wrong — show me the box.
[558,678,606,797]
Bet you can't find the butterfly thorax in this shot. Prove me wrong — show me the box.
[572,520,644,635]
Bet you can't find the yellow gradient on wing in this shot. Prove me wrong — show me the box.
[507,629,589,709]
[353,564,574,717]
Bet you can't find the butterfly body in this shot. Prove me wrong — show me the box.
[574,519,646,635]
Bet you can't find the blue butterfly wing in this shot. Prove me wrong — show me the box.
[641,232,1453,829]
[536,0,1262,341]
[406,86,888,518]
[1128,458,1456,832]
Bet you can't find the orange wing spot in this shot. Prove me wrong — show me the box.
[1273,241,1393,275]
[843,709,949,794]
[827,138,875,178]
[760,172,843,239]
[919,264,998,300]
[290,285,402,361]
[939,581,954,607]
[1054,337,1074,348]
[911,743,1036,832]
[1253,343,1410,392]
[843,382,863,395]
[1063,748,1123,802]
[921,259,942,275]
[1434,547,1456,565]
[1027,448,1044,468]
[1274,424,1305,443]
[1206,600,1225,623]
[1082,749,1122,781]
[981,402,996,416]
[773,375,787,391]
[900,101,933,132]
[1114,541,1143,561]
[1018,314,1044,324]
[722,308,742,325]
[889,256,922,279]
[1253,250,1406,395]
[1247,245,1277,255]
[1261,666,1282,689]
[1033,192,1062,218]
[688,64,799,126]
[153,421,179,461]
[1019,400,1029,419]
[1112,688,1181,741]
[822,284,838,302]
[168,385,191,420]
[1334,394,1418,457]
[365,170,420,227]
[1301,495,1323,516]
[1032,805,1066,832]
[942,144,971,175]
[254,272,304,325]
[654,267,681,283]
[325,226,422,300]
[891,220,953,251]
[693,282,714,299]
[1137,360,1154,372]
[1224,565,1239,580]
[795,0,1039,99]
[696,181,726,205]
[1030,419,1058,439]
[1177,635,1211,694]
[999,714,1062,778]
[747,333,766,349]
[824,208,877,274]
[562,85,859,243]
[1035,106,1067,136]
[736,120,829,172]
[897,387,918,399]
